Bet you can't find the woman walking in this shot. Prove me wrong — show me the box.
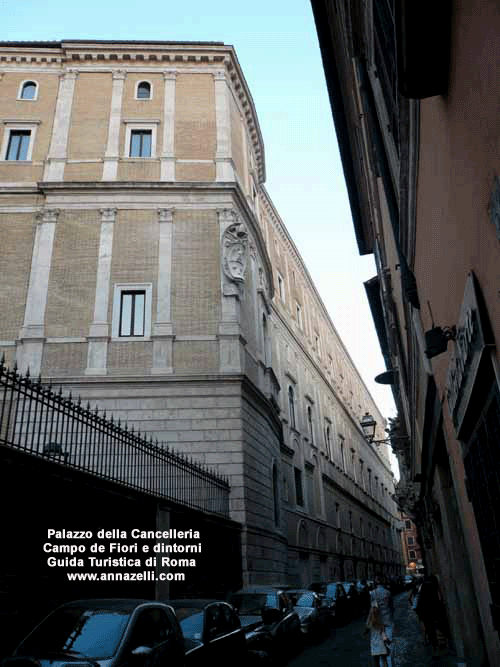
[365,602,391,667]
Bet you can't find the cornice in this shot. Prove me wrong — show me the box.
[0,40,266,187]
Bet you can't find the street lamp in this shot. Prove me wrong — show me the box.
[360,412,377,443]
[360,412,409,447]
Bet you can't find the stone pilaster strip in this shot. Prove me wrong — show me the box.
[161,70,176,181]
[103,70,126,180]
[44,70,78,180]
[85,208,116,375]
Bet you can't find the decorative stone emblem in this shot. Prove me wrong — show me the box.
[222,220,248,285]
[393,480,421,517]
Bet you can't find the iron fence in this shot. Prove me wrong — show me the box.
[0,357,230,517]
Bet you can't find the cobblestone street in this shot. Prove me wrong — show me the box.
[287,592,475,667]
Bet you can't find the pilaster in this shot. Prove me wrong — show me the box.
[160,71,176,181]
[152,208,174,374]
[17,208,59,375]
[103,71,126,180]
[214,70,234,182]
[85,208,116,375]
[218,208,246,373]
[44,70,78,181]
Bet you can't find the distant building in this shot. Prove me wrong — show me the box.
[312,0,500,663]
[0,39,401,586]
[401,515,423,575]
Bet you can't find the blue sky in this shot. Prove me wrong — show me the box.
[2,0,397,426]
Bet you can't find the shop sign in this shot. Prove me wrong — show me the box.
[446,272,494,434]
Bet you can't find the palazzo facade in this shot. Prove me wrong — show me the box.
[0,40,402,586]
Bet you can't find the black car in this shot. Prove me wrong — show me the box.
[1,599,185,667]
[228,587,302,661]
[167,599,247,667]
[309,582,349,625]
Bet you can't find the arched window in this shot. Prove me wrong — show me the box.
[136,81,151,99]
[288,386,296,430]
[20,81,37,100]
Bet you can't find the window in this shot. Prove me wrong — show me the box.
[18,80,38,100]
[277,272,285,300]
[129,130,152,157]
[136,81,151,99]
[307,405,314,444]
[124,122,158,158]
[119,290,145,337]
[294,467,304,506]
[1,122,38,162]
[295,302,302,328]
[6,131,31,160]
[325,424,332,459]
[339,436,345,470]
[112,283,152,339]
[288,386,296,430]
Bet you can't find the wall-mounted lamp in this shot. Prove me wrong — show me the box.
[360,412,409,447]
[424,326,456,359]
[424,302,456,359]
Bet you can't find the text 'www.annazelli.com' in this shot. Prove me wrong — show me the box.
[66,571,185,582]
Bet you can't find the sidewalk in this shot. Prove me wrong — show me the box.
[391,591,477,667]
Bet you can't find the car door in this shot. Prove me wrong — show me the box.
[202,603,229,666]
[119,606,184,667]
[206,603,246,665]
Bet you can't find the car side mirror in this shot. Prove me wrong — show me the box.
[131,646,153,658]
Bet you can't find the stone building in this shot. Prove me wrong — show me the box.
[311,0,500,663]
[0,39,401,586]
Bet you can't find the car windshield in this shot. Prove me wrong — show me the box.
[228,594,277,614]
[294,593,315,607]
[17,607,131,660]
[170,607,204,640]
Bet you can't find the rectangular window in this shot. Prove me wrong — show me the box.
[119,290,146,337]
[6,130,31,160]
[277,272,285,300]
[294,467,304,506]
[129,130,152,157]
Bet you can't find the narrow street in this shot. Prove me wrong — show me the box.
[288,592,466,667]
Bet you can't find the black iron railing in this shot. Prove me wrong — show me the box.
[0,358,230,517]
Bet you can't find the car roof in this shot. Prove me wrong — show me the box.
[166,599,226,607]
[59,599,157,610]
[230,586,286,594]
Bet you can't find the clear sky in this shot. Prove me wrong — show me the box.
[2,0,397,436]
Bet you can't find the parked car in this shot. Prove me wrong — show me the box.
[287,589,330,639]
[1,599,185,667]
[309,582,349,625]
[167,599,247,667]
[228,586,302,661]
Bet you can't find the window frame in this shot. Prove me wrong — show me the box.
[124,122,158,159]
[17,80,39,101]
[135,80,153,100]
[112,283,152,340]
[1,122,39,162]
